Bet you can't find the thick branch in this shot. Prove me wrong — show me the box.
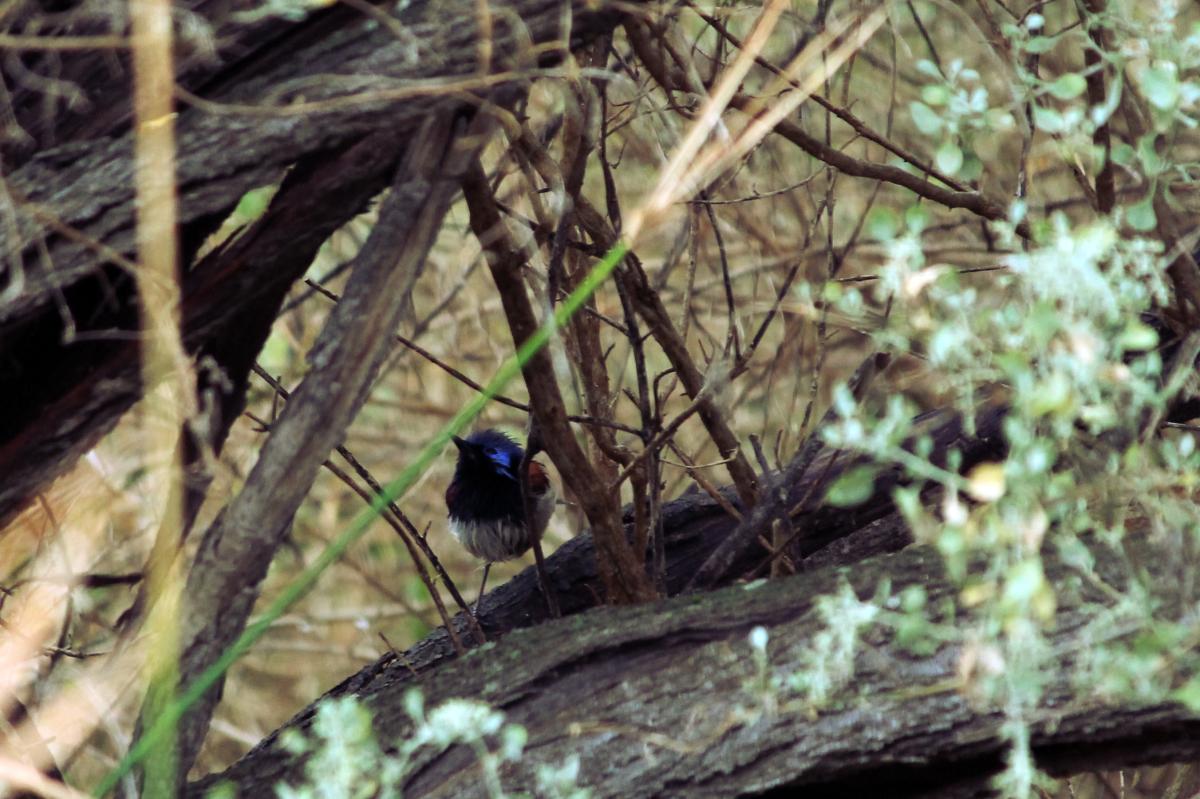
[0,0,637,528]
[127,129,408,636]
[686,351,892,591]
[162,114,473,785]
[194,525,1199,798]
[0,0,627,324]
[185,405,1012,796]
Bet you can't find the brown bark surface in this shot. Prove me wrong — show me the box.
[0,0,632,529]
[188,501,1198,798]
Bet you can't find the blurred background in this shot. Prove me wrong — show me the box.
[1,1,1197,796]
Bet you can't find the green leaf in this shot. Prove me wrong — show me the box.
[1142,63,1179,110]
[921,84,951,106]
[1024,35,1058,54]
[1009,199,1027,225]
[1046,73,1087,100]
[1032,105,1065,133]
[959,152,984,182]
[895,615,939,656]
[1172,675,1200,712]
[1002,559,1054,619]
[501,724,528,760]
[1091,72,1124,127]
[866,208,900,241]
[404,687,425,719]
[916,59,942,79]
[935,140,964,175]
[1026,300,1063,345]
[893,485,921,520]
[234,185,275,221]
[899,586,926,613]
[1127,195,1157,232]
[1137,133,1166,176]
[1110,141,1134,166]
[1117,320,1160,351]
[1029,373,1073,417]
[905,203,930,233]
[928,325,961,365]
[987,107,1017,131]
[826,464,881,507]
[203,781,237,799]
[910,101,943,135]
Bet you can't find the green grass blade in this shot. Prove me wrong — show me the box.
[92,239,629,797]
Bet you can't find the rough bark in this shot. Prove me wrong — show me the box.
[340,403,1006,695]
[175,405,1038,796]
[125,129,411,639]
[0,0,636,529]
[1,0,624,322]
[1,4,352,167]
[153,112,485,789]
[188,520,1199,799]
[686,351,894,591]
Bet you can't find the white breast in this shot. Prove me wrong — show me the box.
[449,517,531,562]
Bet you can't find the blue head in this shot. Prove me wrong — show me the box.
[446,430,525,524]
[451,429,523,482]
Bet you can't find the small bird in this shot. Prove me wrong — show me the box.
[445,429,555,610]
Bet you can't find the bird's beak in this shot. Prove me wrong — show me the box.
[452,435,483,465]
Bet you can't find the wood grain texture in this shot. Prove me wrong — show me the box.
[0,0,635,528]
[184,406,1041,797]
[189,508,1199,798]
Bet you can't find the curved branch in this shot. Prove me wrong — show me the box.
[728,95,1031,240]
[192,520,1198,798]
[0,0,639,528]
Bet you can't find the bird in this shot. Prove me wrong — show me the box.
[445,429,555,612]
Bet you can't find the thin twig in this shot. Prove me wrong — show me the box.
[248,365,483,647]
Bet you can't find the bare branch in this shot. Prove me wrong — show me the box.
[166,112,476,783]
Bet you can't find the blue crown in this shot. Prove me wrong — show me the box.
[453,429,522,480]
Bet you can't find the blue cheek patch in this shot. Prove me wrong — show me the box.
[486,448,518,478]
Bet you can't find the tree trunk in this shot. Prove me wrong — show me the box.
[0,0,636,529]
[187,521,1200,798]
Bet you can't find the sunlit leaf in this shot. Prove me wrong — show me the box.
[1138,133,1166,176]
[826,465,881,507]
[910,101,943,135]
[921,85,951,106]
[1172,676,1200,711]
[1024,35,1058,53]
[1032,105,1064,133]
[1117,320,1160,351]
[1046,73,1087,100]
[866,208,900,241]
[1127,195,1157,232]
[1142,63,1179,110]
[1110,141,1134,166]
[936,140,964,175]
